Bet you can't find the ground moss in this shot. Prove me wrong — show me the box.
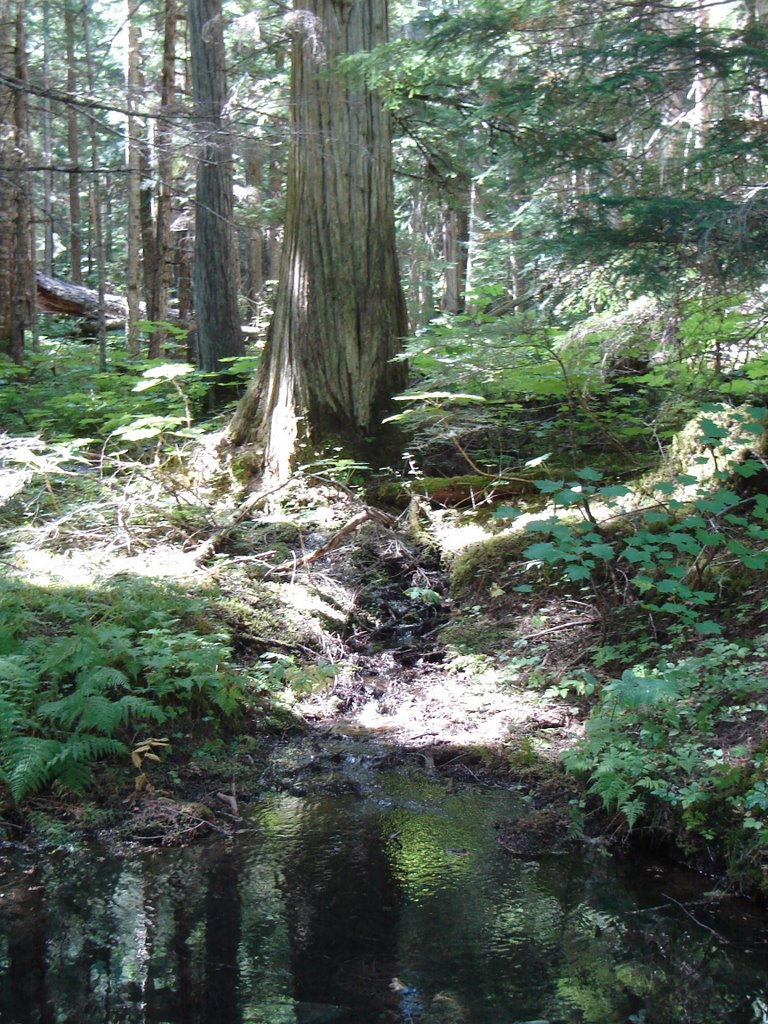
[449,531,532,598]
[375,474,541,509]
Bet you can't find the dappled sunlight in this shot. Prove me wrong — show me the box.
[8,543,204,588]
[319,658,556,754]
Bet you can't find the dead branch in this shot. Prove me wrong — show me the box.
[191,479,292,565]
[268,507,396,575]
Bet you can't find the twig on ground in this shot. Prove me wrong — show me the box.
[191,479,292,565]
[520,617,602,640]
[267,507,396,575]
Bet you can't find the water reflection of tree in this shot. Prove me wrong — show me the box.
[276,805,402,1017]
[202,848,242,1024]
[4,874,53,1024]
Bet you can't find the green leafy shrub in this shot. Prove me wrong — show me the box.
[496,403,768,640]
[0,342,206,445]
[562,642,768,887]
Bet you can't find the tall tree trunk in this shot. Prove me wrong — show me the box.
[64,0,82,284]
[148,0,178,359]
[242,140,264,304]
[12,0,32,365]
[405,186,436,325]
[266,152,283,280]
[229,0,408,483]
[440,204,469,314]
[139,124,158,322]
[41,0,53,277]
[0,0,32,364]
[188,0,244,377]
[124,1,142,356]
[82,2,108,370]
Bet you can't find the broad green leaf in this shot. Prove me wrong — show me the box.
[565,564,592,581]
[554,488,584,506]
[493,505,522,520]
[576,467,603,481]
[695,620,722,635]
[587,543,615,559]
[524,542,562,564]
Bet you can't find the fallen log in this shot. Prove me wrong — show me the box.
[36,273,132,329]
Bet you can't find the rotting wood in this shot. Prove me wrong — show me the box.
[36,272,131,327]
[36,272,184,331]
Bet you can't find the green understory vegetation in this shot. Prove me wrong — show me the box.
[2,313,768,896]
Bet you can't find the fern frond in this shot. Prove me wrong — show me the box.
[38,691,113,731]
[114,695,167,724]
[50,736,127,794]
[0,696,35,737]
[39,691,166,733]
[77,666,131,692]
[2,736,65,801]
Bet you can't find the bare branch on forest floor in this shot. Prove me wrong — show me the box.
[268,507,396,576]
[520,617,602,640]
[191,480,292,565]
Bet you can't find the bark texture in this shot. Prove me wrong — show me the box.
[147,0,177,359]
[64,0,82,284]
[124,1,142,355]
[229,0,408,482]
[188,0,243,374]
[0,0,32,363]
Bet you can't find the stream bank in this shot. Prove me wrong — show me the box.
[1,455,768,1018]
[0,462,765,899]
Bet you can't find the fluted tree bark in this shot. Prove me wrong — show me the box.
[229,0,408,483]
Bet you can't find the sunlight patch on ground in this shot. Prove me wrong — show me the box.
[429,511,494,555]
[270,580,352,626]
[7,544,204,587]
[343,666,544,749]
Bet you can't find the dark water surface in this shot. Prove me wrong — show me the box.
[1,765,767,1024]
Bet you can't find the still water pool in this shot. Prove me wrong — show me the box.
[1,765,767,1024]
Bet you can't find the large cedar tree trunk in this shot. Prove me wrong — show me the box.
[229,0,408,482]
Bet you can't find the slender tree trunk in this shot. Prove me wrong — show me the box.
[125,1,142,356]
[242,141,264,304]
[188,0,243,376]
[64,0,82,284]
[82,2,108,370]
[10,1,31,364]
[229,0,408,482]
[406,186,436,325]
[266,51,285,281]
[266,156,283,281]
[0,0,32,364]
[148,0,178,359]
[440,204,469,314]
[139,124,158,322]
[41,0,53,277]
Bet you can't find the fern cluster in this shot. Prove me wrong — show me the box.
[563,642,768,888]
[0,576,245,801]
